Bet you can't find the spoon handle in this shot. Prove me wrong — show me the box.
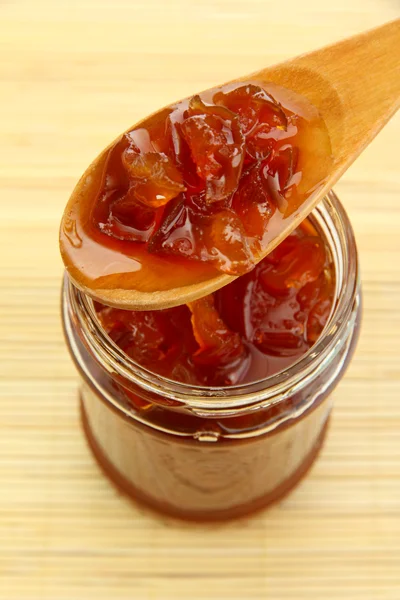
[256,19,400,169]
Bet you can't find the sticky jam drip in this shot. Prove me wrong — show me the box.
[95,221,335,389]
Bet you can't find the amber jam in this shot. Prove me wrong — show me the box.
[95,219,334,390]
[62,194,361,521]
[60,82,332,293]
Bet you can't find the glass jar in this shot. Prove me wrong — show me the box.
[62,190,361,521]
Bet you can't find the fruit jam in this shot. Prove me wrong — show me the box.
[95,220,334,390]
[63,194,361,521]
[60,81,332,294]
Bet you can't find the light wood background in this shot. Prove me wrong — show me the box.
[1,1,399,599]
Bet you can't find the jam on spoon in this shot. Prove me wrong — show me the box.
[60,82,332,299]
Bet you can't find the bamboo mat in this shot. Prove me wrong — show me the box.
[1,1,399,598]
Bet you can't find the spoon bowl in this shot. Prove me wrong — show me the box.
[61,19,400,310]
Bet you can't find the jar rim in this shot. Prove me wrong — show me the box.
[63,190,359,413]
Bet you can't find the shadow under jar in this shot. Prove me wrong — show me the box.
[62,191,361,522]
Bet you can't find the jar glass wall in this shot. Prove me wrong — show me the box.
[62,191,361,521]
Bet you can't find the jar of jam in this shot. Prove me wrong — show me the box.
[62,191,361,521]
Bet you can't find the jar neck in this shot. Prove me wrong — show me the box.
[63,190,360,417]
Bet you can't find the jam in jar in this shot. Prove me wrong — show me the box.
[62,192,361,521]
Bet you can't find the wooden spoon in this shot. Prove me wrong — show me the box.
[61,19,400,310]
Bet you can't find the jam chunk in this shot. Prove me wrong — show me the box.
[251,232,329,356]
[260,236,326,295]
[232,163,275,242]
[214,84,287,160]
[148,199,253,276]
[103,196,157,243]
[188,295,249,385]
[121,148,185,208]
[97,306,177,365]
[298,271,335,343]
[180,96,245,202]
[188,295,246,366]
